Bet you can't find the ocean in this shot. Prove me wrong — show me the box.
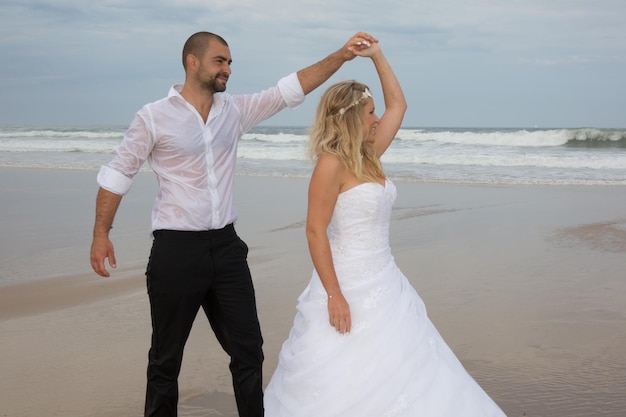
[1,126,625,185]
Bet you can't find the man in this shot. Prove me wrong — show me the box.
[90,31,377,417]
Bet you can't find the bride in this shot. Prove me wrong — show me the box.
[264,34,507,417]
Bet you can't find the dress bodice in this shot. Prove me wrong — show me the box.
[328,180,397,283]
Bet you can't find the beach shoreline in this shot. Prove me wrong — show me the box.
[1,167,625,416]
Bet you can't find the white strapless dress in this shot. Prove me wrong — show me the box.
[264,180,506,417]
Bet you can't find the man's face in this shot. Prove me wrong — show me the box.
[196,39,232,93]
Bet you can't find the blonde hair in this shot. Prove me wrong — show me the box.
[309,81,384,182]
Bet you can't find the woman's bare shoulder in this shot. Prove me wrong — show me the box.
[314,153,345,173]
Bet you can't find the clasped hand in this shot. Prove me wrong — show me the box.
[346,32,380,58]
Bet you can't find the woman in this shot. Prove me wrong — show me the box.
[264,37,507,417]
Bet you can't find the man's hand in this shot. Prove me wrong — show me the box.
[341,32,379,61]
[90,235,117,277]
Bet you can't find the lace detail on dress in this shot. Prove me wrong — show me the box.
[429,337,440,360]
[383,394,408,417]
[351,320,370,334]
[363,286,386,309]
[329,181,395,286]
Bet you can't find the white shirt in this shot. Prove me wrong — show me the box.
[97,72,305,231]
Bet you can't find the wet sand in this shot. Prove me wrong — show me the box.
[0,167,625,416]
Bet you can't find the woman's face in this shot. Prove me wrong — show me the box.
[361,99,379,143]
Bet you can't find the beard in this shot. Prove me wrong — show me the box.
[198,72,228,93]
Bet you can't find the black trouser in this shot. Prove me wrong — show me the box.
[144,225,264,417]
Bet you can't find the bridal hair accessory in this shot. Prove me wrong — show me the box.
[335,88,372,116]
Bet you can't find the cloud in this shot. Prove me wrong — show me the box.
[0,0,625,127]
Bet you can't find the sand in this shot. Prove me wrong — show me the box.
[0,167,625,416]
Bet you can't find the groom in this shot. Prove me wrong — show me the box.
[90,31,378,417]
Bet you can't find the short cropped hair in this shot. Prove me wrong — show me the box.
[182,32,229,70]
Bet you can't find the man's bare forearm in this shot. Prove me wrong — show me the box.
[296,32,378,95]
[297,50,349,95]
[93,187,122,238]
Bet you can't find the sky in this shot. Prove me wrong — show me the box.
[1,0,625,128]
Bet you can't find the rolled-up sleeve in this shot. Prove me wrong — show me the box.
[97,165,134,196]
[277,72,306,109]
[96,110,153,196]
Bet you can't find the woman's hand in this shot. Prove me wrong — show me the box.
[346,32,380,57]
[328,291,351,334]
[349,32,380,58]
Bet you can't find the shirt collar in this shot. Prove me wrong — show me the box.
[167,84,225,121]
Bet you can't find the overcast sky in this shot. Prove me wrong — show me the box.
[1,0,624,128]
